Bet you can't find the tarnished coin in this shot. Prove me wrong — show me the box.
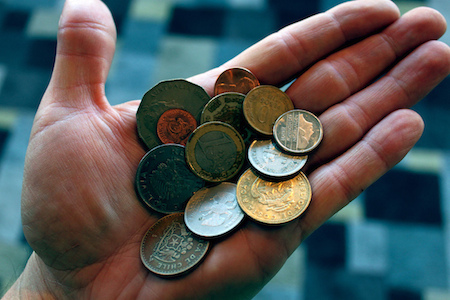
[248,139,307,179]
[157,108,197,146]
[141,213,210,276]
[214,67,260,96]
[236,168,311,224]
[200,92,245,131]
[185,121,245,182]
[273,109,323,154]
[135,144,205,214]
[136,79,210,150]
[243,85,294,136]
[184,182,245,238]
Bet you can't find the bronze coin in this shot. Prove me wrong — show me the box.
[157,108,197,146]
[243,85,294,136]
[140,213,210,276]
[214,67,260,96]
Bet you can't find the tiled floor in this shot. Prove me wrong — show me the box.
[0,0,449,299]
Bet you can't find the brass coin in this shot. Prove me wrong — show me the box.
[214,67,260,96]
[157,108,197,146]
[200,92,245,131]
[243,85,294,136]
[236,168,311,225]
[273,109,323,154]
[185,121,245,182]
[136,79,210,150]
[140,213,210,276]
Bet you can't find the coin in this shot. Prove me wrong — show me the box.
[243,85,294,136]
[247,139,307,179]
[140,213,210,276]
[184,182,245,238]
[157,108,197,146]
[136,79,211,150]
[135,144,205,214]
[185,121,246,182]
[214,67,260,96]
[273,109,323,154]
[236,168,311,224]
[200,92,245,131]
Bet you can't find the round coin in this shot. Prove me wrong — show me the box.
[248,139,307,179]
[157,108,197,146]
[243,85,294,136]
[141,213,210,276]
[200,92,245,131]
[136,79,210,150]
[236,168,311,225]
[185,121,246,182]
[214,67,260,96]
[135,144,205,214]
[273,109,323,154]
[184,182,245,238]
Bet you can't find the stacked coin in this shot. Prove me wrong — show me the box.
[135,67,323,276]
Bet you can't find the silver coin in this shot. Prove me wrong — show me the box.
[184,182,245,238]
[248,139,307,178]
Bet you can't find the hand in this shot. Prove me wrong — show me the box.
[4,0,450,299]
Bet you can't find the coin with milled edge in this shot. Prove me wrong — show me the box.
[184,182,245,238]
[157,108,197,146]
[236,168,311,224]
[185,121,245,182]
[243,85,294,136]
[135,144,205,214]
[140,213,210,276]
[214,67,260,96]
[248,139,307,179]
[273,109,323,154]
[136,79,210,150]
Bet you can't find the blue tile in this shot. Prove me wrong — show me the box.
[388,287,422,300]
[214,38,253,66]
[364,169,442,225]
[0,129,9,162]
[305,222,346,267]
[25,38,56,70]
[121,20,167,55]
[1,9,30,32]
[0,32,29,67]
[268,0,320,29]
[168,6,226,37]
[224,9,275,41]
[103,0,133,35]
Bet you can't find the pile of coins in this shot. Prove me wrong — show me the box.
[135,67,323,276]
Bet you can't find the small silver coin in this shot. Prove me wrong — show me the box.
[184,182,245,238]
[248,139,307,179]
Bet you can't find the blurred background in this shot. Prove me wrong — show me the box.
[0,0,449,299]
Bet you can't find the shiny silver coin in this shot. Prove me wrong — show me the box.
[184,182,245,238]
[248,139,307,179]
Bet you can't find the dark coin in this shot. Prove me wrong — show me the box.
[157,108,197,146]
[141,213,210,276]
[136,79,210,150]
[135,144,205,214]
[200,92,245,131]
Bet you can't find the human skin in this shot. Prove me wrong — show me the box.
[3,0,450,299]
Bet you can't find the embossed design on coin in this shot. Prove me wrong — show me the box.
[157,108,197,146]
[185,121,245,182]
[184,182,244,238]
[243,85,294,136]
[214,67,260,96]
[135,144,205,214]
[136,79,210,150]
[248,139,307,178]
[236,168,311,224]
[200,92,245,132]
[141,213,209,276]
[273,109,323,154]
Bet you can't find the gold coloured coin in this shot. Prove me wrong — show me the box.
[273,109,323,154]
[214,67,260,96]
[185,121,245,182]
[140,213,210,276]
[236,168,311,224]
[243,85,294,136]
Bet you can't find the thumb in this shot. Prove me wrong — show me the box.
[44,0,116,109]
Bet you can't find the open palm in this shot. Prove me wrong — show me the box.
[5,0,449,299]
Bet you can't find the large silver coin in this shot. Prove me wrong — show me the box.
[248,139,307,179]
[184,182,245,238]
[136,79,211,150]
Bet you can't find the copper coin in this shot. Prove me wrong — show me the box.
[140,213,210,276]
[243,85,294,136]
[273,109,323,154]
[214,67,260,96]
[157,108,197,146]
[236,168,311,225]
